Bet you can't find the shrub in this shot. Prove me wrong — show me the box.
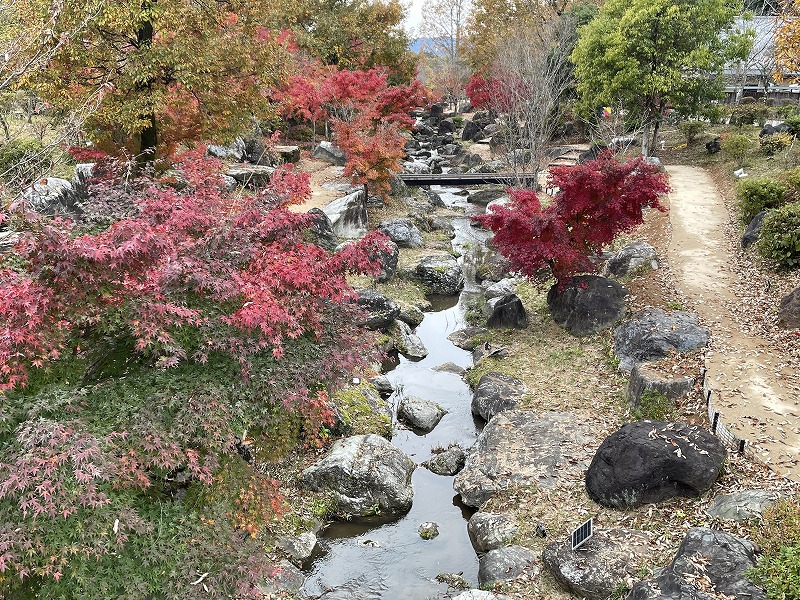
[452,116,464,128]
[699,103,726,125]
[732,99,769,127]
[785,166,800,197]
[775,104,799,120]
[0,137,48,188]
[723,133,753,166]
[760,132,794,156]
[758,201,800,269]
[736,177,788,223]
[678,120,705,143]
[785,114,800,136]
[749,495,800,600]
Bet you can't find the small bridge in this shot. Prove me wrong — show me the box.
[397,172,540,186]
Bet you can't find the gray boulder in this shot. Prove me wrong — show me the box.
[741,210,767,249]
[778,286,800,329]
[613,307,710,373]
[272,145,301,164]
[486,294,528,329]
[415,255,465,296]
[478,545,536,587]
[447,327,487,350]
[455,410,594,508]
[432,362,466,375]
[276,531,317,566]
[22,177,76,215]
[547,275,627,337]
[378,218,424,248]
[369,375,394,396]
[371,240,399,283]
[397,302,425,327]
[585,421,726,509]
[706,490,776,522]
[476,253,511,283]
[542,529,653,600]
[355,289,400,330]
[323,190,367,239]
[327,383,392,436]
[207,137,246,161]
[603,242,658,278]
[462,120,483,141]
[307,207,338,251]
[467,512,519,553]
[313,141,346,166]
[476,160,505,173]
[626,364,694,409]
[71,163,94,199]
[301,434,415,518]
[468,187,506,206]
[485,278,518,301]
[225,164,274,187]
[422,445,466,476]
[397,396,447,432]
[471,372,528,422]
[388,319,428,359]
[257,559,305,596]
[629,528,764,600]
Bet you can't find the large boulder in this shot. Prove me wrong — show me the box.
[468,187,506,206]
[585,421,726,509]
[471,372,528,422]
[371,240,399,283]
[415,255,465,296]
[397,396,447,433]
[613,308,710,373]
[301,434,415,518]
[312,141,346,166]
[542,529,654,600]
[455,410,594,508]
[629,528,765,600]
[547,275,627,337]
[447,327,488,350]
[323,190,367,239]
[276,531,318,567]
[778,286,800,329]
[478,546,537,587]
[307,208,339,252]
[485,278,518,301]
[225,164,275,187]
[486,294,528,329]
[377,218,424,249]
[603,242,658,278]
[207,137,246,161]
[467,512,519,553]
[354,289,400,330]
[257,559,305,596]
[22,177,77,215]
[462,120,483,141]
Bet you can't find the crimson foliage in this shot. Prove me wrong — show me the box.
[0,152,389,598]
[475,153,669,283]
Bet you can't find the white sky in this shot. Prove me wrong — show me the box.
[402,0,427,38]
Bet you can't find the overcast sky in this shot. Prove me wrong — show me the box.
[402,0,427,38]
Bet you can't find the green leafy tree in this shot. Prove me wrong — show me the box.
[571,0,752,156]
[7,1,293,162]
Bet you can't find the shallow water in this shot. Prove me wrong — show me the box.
[301,192,493,599]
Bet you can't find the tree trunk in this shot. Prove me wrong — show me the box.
[641,123,650,157]
[136,13,157,165]
[0,113,9,141]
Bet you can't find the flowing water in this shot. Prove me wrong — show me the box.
[301,188,494,599]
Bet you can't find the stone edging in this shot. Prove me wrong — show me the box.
[701,365,762,465]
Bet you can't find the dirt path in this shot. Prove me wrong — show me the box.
[666,166,800,481]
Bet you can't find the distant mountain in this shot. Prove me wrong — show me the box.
[409,37,448,55]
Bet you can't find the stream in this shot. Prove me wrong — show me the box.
[301,188,495,598]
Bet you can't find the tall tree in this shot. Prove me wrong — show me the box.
[571,0,752,156]
[418,0,471,111]
[8,1,294,161]
[776,0,800,78]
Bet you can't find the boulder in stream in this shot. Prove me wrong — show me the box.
[397,396,447,433]
[422,445,466,476]
[471,372,528,422]
[467,512,519,553]
[301,434,415,518]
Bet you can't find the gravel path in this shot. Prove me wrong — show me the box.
[667,165,800,481]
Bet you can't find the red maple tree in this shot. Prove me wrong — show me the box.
[475,152,669,283]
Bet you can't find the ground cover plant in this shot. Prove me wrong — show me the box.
[0,150,390,598]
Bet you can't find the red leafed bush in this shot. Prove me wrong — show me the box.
[0,151,390,597]
[475,152,669,283]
